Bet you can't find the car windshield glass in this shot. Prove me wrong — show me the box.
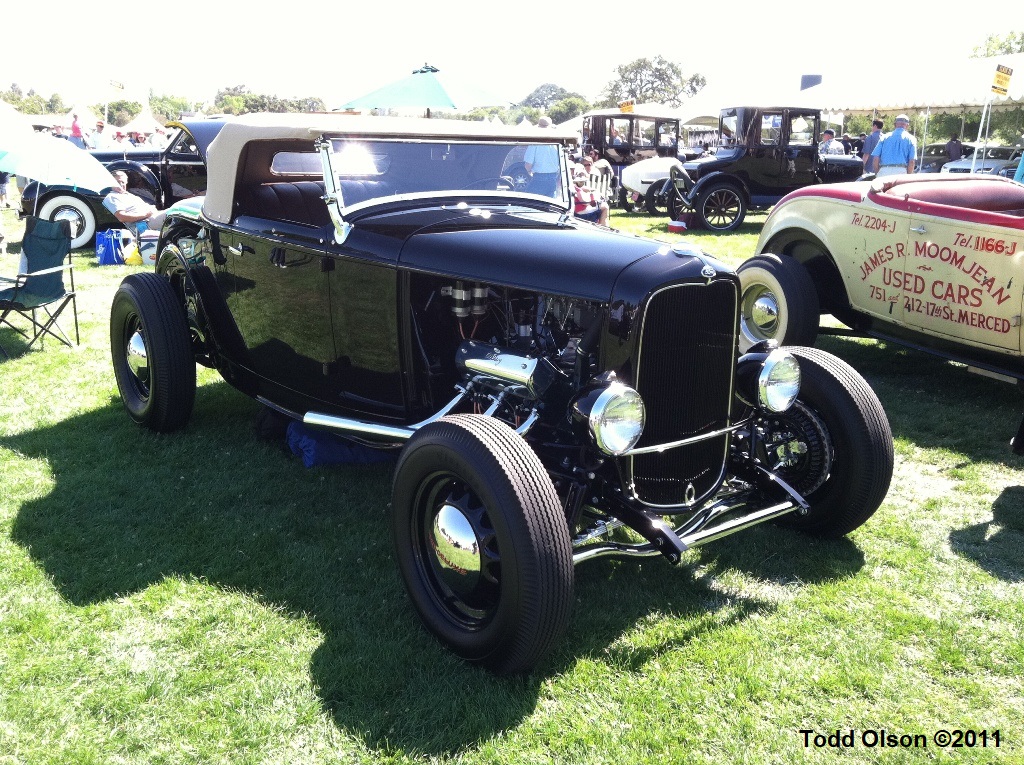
[982,147,1014,160]
[325,138,570,208]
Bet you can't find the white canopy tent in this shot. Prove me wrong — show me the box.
[674,52,1024,126]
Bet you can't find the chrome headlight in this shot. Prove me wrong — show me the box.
[583,382,646,456]
[758,349,801,412]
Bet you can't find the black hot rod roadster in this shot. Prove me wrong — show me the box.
[110,114,894,674]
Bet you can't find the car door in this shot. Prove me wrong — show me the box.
[737,109,786,200]
[780,110,819,193]
[837,191,913,327]
[223,222,336,411]
[905,206,1023,353]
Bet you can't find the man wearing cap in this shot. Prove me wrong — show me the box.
[818,128,845,156]
[871,114,917,177]
[88,120,112,150]
[148,126,169,149]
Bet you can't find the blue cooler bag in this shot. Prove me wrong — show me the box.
[95,229,122,265]
[95,229,125,265]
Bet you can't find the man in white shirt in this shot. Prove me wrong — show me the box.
[102,171,167,235]
[818,128,845,156]
[88,121,112,150]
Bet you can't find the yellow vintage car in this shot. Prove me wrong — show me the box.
[737,172,1024,448]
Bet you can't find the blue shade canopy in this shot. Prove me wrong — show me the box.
[340,64,510,112]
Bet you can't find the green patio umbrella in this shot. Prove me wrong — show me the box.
[339,64,509,117]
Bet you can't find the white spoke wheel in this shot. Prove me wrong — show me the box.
[737,254,820,352]
[392,415,573,675]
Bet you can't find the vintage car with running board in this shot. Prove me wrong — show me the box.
[624,106,865,230]
[109,114,893,673]
[735,173,1024,450]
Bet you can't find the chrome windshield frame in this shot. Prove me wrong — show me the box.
[316,134,573,244]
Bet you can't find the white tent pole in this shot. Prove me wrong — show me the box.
[922,108,930,166]
[973,98,992,173]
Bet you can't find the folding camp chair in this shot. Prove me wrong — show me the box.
[0,216,78,358]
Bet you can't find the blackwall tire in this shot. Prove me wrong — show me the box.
[643,182,670,216]
[768,347,893,537]
[666,186,688,221]
[391,414,573,675]
[696,183,746,231]
[38,194,96,249]
[737,254,820,352]
[618,187,636,212]
[110,273,196,432]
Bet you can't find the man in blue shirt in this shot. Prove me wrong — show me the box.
[871,114,916,177]
[860,119,884,172]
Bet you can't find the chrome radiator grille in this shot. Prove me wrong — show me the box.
[629,280,738,507]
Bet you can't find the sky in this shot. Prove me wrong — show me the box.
[6,1,1022,114]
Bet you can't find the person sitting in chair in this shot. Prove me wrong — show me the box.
[102,171,167,235]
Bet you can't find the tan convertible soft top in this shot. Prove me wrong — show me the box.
[203,113,579,223]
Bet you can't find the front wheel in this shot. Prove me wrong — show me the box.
[643,181,670,216]
[392,414,574,675]
[38,194,96,249]
[695,183,746,231]
[736,253,820,351]
[765,347,893,537]
[110,273,196,432]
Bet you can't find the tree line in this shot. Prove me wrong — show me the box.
[3,35,1021,136]
[0,56,702,127]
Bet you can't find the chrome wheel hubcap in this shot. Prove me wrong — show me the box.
[126,329,150,391]
[430,502,483,598]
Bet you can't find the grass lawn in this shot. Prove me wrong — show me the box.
[1,202,1023,764]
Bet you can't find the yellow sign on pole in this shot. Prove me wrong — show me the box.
[992,64,1012,96]
[618,99,635,114]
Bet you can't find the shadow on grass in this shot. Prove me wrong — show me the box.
[949,485,1024,582]
[814,333,1024,465]
[5,380,865,756]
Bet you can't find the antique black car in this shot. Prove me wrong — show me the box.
[641,106,866,231]
[109,114,893,674]
[581,106,702,211]
[19,119,226,248]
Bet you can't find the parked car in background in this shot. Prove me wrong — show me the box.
[997,159,1020,179]
[633,106,864,230]
[109,113,893,674]
[580,106,703,211]
[916,141,976,173]
[19,119,226,248]
[737,173,1024,449]
[940,145,1023,175]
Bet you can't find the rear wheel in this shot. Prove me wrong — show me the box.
[110,273,196,432]
[737,254,820,351]
[38,194,96,249]
[695,183,746,231]
[618,186,636,212]
[392,415,573,675]
[765,347,893,537]
[643,182,670,216]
